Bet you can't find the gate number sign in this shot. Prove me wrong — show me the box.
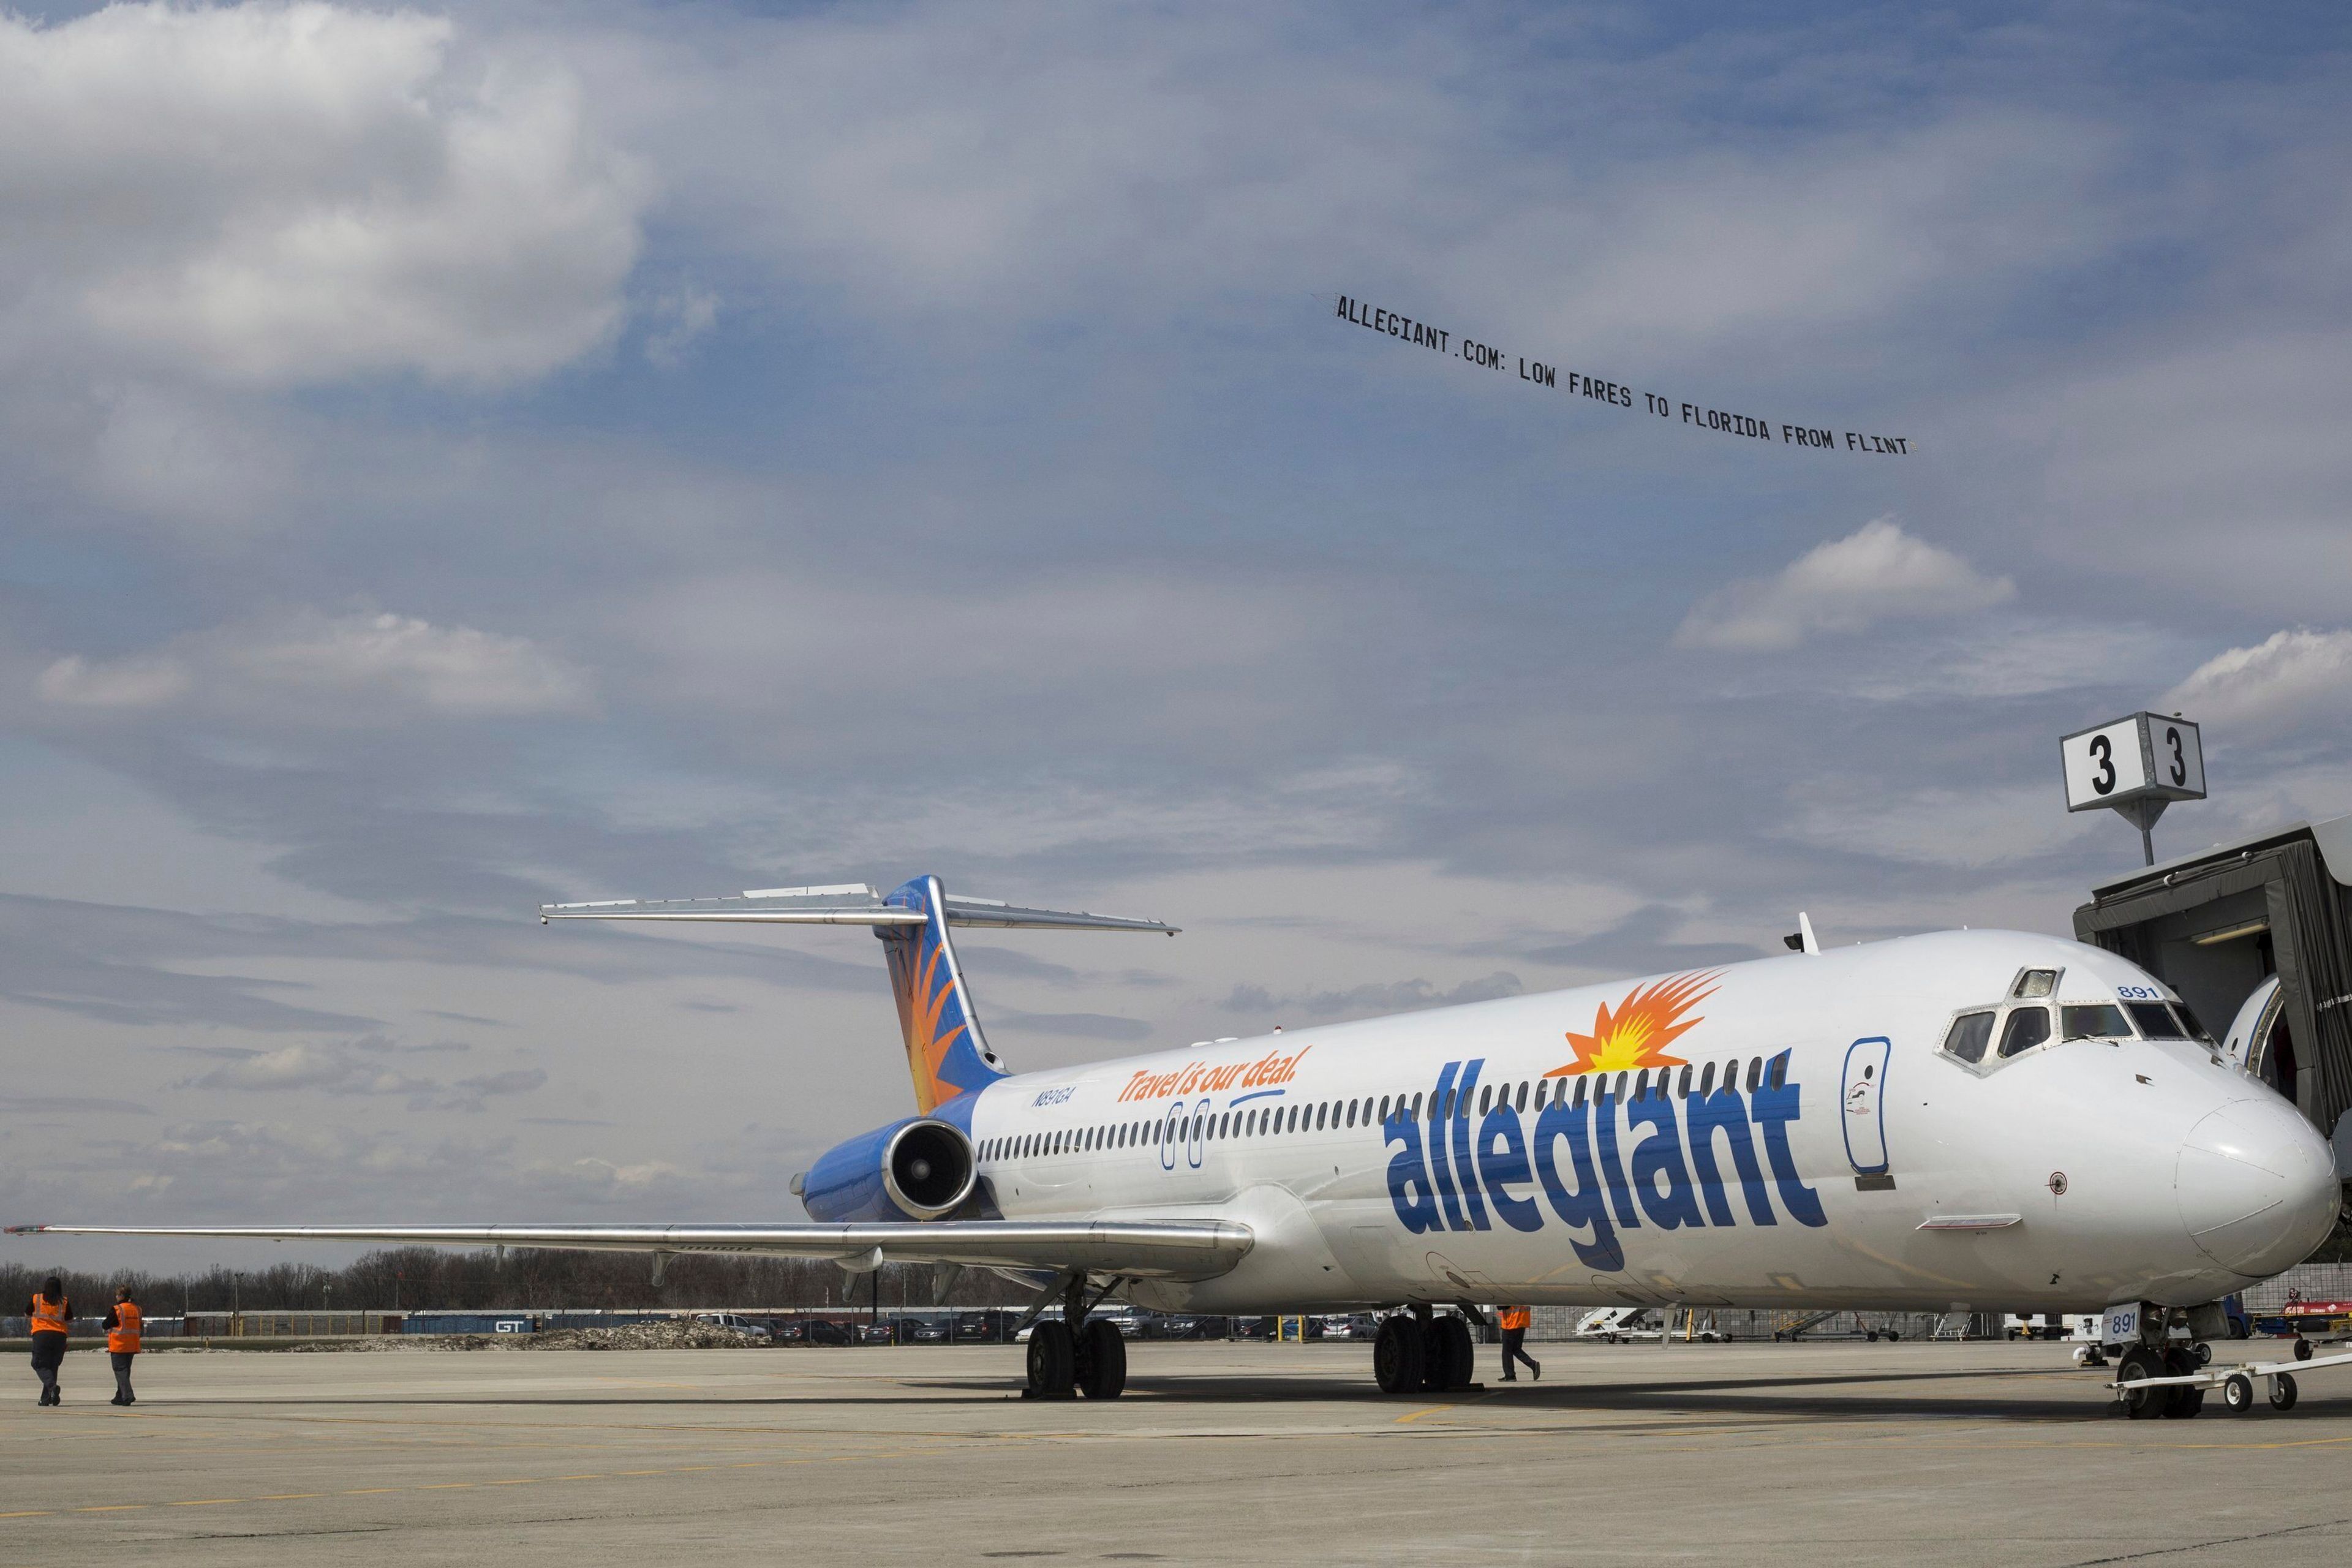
[2060,713,2206,813]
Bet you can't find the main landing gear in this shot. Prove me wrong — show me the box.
[1373,1306,1479,1395]
[1022,1273,1127,1400]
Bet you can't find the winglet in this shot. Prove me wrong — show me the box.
[1797,912,1820,955]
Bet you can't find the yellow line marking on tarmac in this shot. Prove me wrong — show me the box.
[73,1506,145,1513]
[1394,1390,1500,1424]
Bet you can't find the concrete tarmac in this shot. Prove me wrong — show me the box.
[1,1338,2346,1566]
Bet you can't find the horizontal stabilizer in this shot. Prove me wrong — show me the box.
[540,884,1177,935]
[8,1219,1250,1282]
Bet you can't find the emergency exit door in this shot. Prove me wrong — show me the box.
[1841,1036,1891,1182]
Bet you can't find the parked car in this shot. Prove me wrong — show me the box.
[956,1310,1014,1343]
[690,1312,773,1340]
[906,1317,952,1344]
[768,1319,809,1343]
[804,1319,852,1346]
[857,1322,895,1345]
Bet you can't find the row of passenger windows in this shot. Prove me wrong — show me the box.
[976,1054,1791,1165]
[1942,998,2206,1065]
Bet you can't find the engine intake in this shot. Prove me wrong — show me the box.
[883,1118,976,1219]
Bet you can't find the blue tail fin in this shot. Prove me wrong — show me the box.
[877,876,1008,1114]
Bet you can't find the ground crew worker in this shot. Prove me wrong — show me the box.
[27,1276,70,1406]
[1498,1303,1540,1382]
[103,1287,143,1406]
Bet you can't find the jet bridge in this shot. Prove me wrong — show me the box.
[2073,813,2352,1155]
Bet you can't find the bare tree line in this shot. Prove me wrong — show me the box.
[4,1249,1033,1314]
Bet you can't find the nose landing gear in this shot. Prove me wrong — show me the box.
[2115,1345,2174,1419]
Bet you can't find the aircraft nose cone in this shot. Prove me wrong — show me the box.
[2176,1097,2341,1278]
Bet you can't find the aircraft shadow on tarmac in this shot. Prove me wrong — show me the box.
[153,1364,2321,1422]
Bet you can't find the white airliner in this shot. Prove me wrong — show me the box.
[13,875,2340,1414]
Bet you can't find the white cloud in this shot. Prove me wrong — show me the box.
[1674,518,2017,652]
[2161,629,2352,742]
[0,2,647,386]
[34,610,595,721]
[226,611,595,717]
[182,1042,546,1110]
[35,652,190,709]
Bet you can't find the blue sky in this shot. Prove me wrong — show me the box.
[2,0,2348,1267]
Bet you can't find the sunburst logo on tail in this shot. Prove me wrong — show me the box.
[1542,971,1720,1077]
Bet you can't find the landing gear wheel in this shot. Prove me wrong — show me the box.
[1025,1320,1075,1399]
[2270,1372,2299,1411]
[2116,1345,2172,1420]
[2222,1374,2254,1412]
[2160,1348,2203,1418]
[2294,1336,2313,1362]
[1374,1316,1425,1394]
[2192,1341,2212,1366]
[1420,1314,1475,1392]
[1075,1319,1126,1400]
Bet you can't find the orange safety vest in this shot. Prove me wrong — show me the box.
[29,1294,69,1336]
[108,1302,143,1354]
[1498,1306,1531,1332]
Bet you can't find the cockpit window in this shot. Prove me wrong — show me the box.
[1998,1006,2052,1058]
[2171,1001,2214,1043]
[2061,1003,2134,1041]
[2126,1002,2187,1039]
[1943,1011,1996,1064]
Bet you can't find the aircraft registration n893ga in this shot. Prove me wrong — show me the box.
[15,874,2339,1412]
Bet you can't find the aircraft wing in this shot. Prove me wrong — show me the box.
[5,1220,1252,1282]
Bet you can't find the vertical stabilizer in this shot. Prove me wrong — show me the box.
[877,876,1008,1113]
[539,874,1174,1115]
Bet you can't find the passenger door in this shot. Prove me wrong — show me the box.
[1841,1037,1892,1187]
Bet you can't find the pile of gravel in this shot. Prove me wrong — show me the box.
[527,1320,764,1351]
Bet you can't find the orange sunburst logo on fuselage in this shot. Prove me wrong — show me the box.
[1541,971,1720,1077]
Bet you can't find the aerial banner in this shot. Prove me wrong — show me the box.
[1332,294,1911,456]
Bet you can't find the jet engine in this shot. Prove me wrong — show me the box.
[800,1116,978,1223]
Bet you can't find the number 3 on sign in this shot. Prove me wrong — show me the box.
[2062,719,2149,810]
[2059,713,2204,813]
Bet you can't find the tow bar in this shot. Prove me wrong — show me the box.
[2114,1339,2352,1415]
